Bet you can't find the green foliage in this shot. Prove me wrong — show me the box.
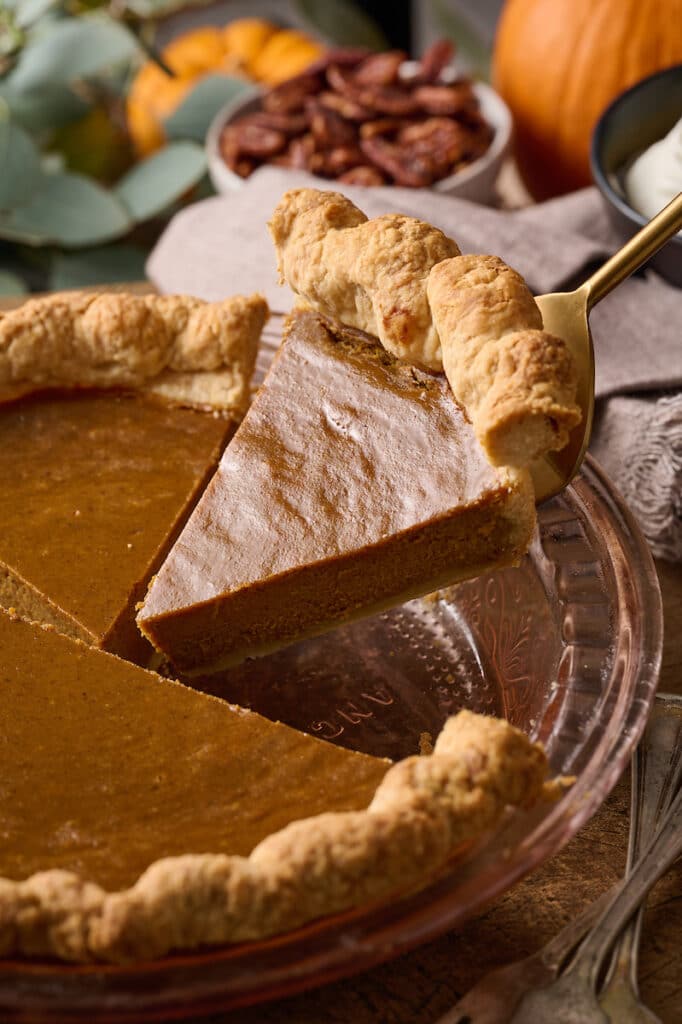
[429,0,491,80]
[0,0,402,290]
[0,102,42,207]
[49,242,148,289]
[292,0,387,51]
[6,14,140,92]
[164,74,251,144]
[0,170,133,246]
[0,267,27,294]
[114,141,207,221]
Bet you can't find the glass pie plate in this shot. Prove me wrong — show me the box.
[0,455,662,1022]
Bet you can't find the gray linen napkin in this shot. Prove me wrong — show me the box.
[148,168,682,560]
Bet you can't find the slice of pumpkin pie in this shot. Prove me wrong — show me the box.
[0,609,553,964]
[138,310,535,673]
[0,290,267,662]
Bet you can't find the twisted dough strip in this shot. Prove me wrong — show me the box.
[0,291,269,415]
[0,711,557,963]
[270,188,580,468]
[427,257,581,468]
[269,187,460,371]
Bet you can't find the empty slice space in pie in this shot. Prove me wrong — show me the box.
[139,311,535,673]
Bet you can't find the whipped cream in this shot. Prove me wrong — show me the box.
[624,116,682,223]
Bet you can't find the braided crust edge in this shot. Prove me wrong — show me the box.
[269,188,460,371]
[270,189,580,469]
[0,711,559,964]
[0,291,269,416]
[427,256,581,468]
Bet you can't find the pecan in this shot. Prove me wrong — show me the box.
[353,50,406,86]
[241,111,309,135]
[357,85,418,117]
[326,63,361,98]
[324,145,367,175]
[228,119,287,158]
[327,65,417,116]
[232,157,257,179]
[359,136,434,187]
[413,83,477,117]
[263,73,322,114]
[415,39,455,83]
[398,118,469,177]
[359,118,406,139]
[307,102,357,148]
[306,47,371,74]
[287,133,316,171]
[338,165,387,186]
[317,90,374,122]
[219,135,257,179]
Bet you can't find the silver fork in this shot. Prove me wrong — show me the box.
[508,695,682,1024]
[598,694,682,1023]
[437,694,682,1024]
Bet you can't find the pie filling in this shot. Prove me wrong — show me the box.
[0,612,388,892]
[138,312,535,672]
[0,389,234,663]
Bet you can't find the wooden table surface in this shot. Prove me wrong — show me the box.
[2,290,680,1022]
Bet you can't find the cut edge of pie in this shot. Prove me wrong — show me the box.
[138,310,537,674]
[0,611,558,965]
[0,290,268,660]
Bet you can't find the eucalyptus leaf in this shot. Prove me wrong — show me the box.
[429,0,491,80]
[0,268,28,294]
[123,0,198,17]
[0,105,43,210]
[15,0,59,29]
[164,75,252,145]
[49,243,148,289]
[0,81,90,132]
[0,171,132,246]
[8,15,140,93]
[114,141,207,222]
[292,0,387,50]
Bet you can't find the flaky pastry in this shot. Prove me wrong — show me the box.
[427,256,581,467]
[269,187,459,370]
[0,291,269,416]
[0,709,557,963]
[270,188,580,469]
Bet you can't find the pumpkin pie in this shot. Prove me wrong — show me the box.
[0,609,554,963]
[0,290,267,662]
[138,310,535,673]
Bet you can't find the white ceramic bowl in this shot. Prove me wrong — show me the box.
[206,78,512,203]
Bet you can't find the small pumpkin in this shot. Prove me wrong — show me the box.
[493,0,682,199]
[127,19,324,157]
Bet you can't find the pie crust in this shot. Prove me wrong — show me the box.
[0,613,555,964]
[0,290,267,660]
[0,290,268,415]
[270,188,580,469]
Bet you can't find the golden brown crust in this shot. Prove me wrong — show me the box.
[0,711,557,963]
[0,291,269,416]
[269,188,459,370]
[427,255,581,467]
[270,189,580,469]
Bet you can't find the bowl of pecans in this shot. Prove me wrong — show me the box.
[206,42,512,202]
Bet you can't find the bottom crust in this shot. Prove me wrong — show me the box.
[0,710,558,964]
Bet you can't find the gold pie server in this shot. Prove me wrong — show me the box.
[531,191,682,503]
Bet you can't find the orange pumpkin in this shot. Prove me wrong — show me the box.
[493,0,682,199]
[127,20,324,157]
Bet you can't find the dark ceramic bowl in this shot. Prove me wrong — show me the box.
[590,63,682,287]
